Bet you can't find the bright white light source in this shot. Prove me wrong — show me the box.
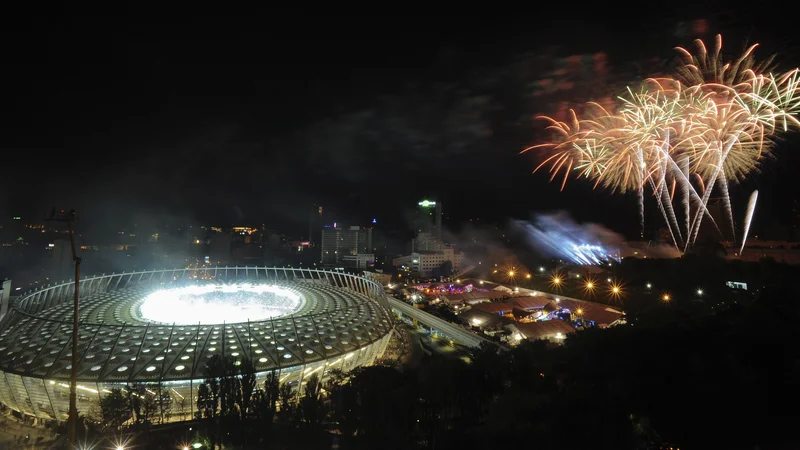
[140,284,303,325]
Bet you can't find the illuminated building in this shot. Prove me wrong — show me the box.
[413,200,443,250]
[341,253,375,270]
[320,225,372,266]
[0,267,392,421]
[393,248,464,278]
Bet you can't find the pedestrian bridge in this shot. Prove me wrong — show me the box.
[388,298,500,349]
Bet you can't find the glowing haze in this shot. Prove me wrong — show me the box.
[512,213,622,265]
[139,284,304,325]
[512,212,681,263]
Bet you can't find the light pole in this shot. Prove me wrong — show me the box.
[46,209,80,448]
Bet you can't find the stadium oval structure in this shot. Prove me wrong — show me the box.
[0,267,394,421]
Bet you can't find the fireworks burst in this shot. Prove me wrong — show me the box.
[525,35,800,251]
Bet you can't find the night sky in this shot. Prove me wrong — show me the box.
[3,12,800,239]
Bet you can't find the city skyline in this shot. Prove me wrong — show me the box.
[4,12,800,241]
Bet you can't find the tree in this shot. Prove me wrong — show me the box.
[239,357,257,419]
[197,383,215,419]
[438,260,453,277]
[177,393,189,420]
[264,371,280,414]
[157,385,172,423]
[278,382,296,424]
[141,392,158,424]
[252,371,279,423]
[99,388,130,430]
[206,354,238,418]
[300,373,323,428]
[126,383,146,424]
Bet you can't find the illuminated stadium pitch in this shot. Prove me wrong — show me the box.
[139,284,304,325]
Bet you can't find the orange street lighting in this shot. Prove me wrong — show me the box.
[662,293,671,302]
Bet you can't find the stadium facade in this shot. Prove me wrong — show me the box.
[0,267,393,421]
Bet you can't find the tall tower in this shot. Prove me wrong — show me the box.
[417,199,442,235]
[309,204,323,245]
[435,201,442,242]
[415,200,444,251]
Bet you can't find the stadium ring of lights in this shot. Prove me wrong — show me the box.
[0,267,394,421]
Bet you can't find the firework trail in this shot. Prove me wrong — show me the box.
[739,190,759,255]
[525,35,800,251]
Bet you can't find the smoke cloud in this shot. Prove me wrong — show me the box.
[512,211,681,263]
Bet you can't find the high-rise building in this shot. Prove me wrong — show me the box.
[320,225,372,266]
[414,199,443,249]
[308,204,323,245]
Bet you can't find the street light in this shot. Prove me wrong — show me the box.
[696,289,704,296]
[662,293,671,302]
[45,209,80,449]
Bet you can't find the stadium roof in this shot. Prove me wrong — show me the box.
[0,269,393,383]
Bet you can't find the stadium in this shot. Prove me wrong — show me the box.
[0,267,394,421]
